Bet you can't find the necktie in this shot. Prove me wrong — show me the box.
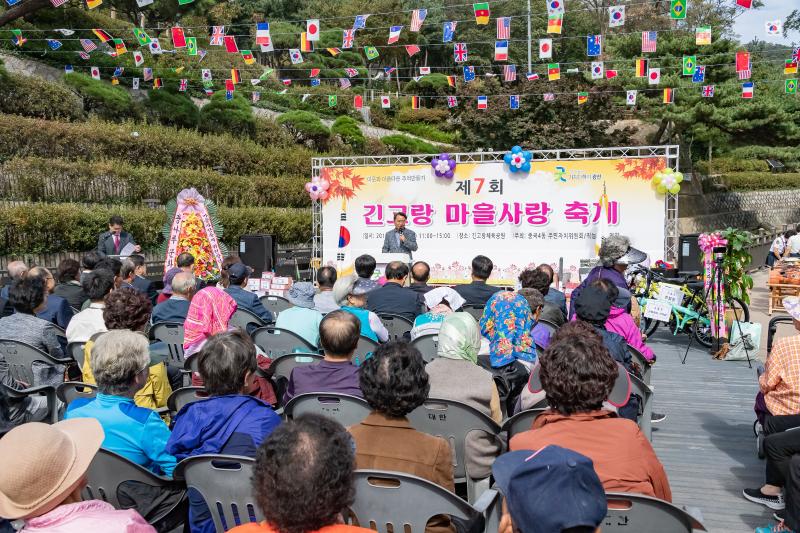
[113,233,120,253]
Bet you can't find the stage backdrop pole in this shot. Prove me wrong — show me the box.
[526,0,532,73]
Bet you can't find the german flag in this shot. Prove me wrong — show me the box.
[663,88,674,104]
[153,78,162,89]
[411,96,420,109]
[231,68,241,84]
[635,58,648,77]
[92,28,113,43]
[300,32,313,52]
[446,75,456,87]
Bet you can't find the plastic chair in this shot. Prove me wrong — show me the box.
[603,492,707,532]
[267,352,324,407]
[410,333,440,363]
[258,295,293,318]
[174,455,263,532]
[353,335,379,366]
[283,393,371,427]
[149,322,185,360]
[0,339,69,424]
[167,386,204,415]
[536,319,559,335]
[627,344,652,385]
[83,448,186,526]
[500,408,548,439]
[407,398,503,503]
[56,381,97,406]
[629,372,654,441]
[349,470,499,533]
[251,326,318,358]
[229,309,267,332]
[462,305,484,322]
[378,313,414,340]
[68,341,86,371]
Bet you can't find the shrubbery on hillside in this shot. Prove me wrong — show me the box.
[0,63,83,121]
[64,73,141,121]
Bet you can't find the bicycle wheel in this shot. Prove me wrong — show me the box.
[642,316,660,337]
[693,297,751,348]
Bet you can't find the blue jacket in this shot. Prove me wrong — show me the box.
[225,286,274,323]
[36,293,74,330]
[365,282,423,322]
[543,288,568,320]
[151,298,191,325]
[133,276,157,306]
[167,395,281,533]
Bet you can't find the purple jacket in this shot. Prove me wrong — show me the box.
[569,266,629,319]
[283,360,362,405]
[606,307,655,361]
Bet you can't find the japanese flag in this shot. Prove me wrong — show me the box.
[133,50,144,66]
[648,68,661,85]
[90,66,100,80]
[626,90,637,105]
[307,19,320,40]
[538,38,552,59]
[201,69,212,81]
[381,95,391,108]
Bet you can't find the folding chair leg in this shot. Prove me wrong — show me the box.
[640,394,653,441]
[467,476,491,506]
[47,388,60,424]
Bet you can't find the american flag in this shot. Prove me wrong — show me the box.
[50,0,68,7]
[210,26,225,46]
[80,39,97,52]
[702,85,715,97]
[454,42,468,62]
[77,51,90,60]
[410,9,427,32]
[641,31,657,53]
[737,68,751,80]
[339,77,351,89]
[503,64,517,82]
[342,29,354,49]
[497,17,511,39]
[543,93,555,101]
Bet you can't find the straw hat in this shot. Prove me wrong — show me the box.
[0,419,104,520]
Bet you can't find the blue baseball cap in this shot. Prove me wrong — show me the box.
[492,446,607,533]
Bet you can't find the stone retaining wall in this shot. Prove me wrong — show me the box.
[679,189,800,234]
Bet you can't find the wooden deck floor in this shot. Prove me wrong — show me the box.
[648,329,767,533]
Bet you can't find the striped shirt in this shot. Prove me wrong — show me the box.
[761,335,800,416]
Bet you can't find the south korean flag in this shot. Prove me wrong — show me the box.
[201,69,212,82]
[626,89,637,105]
[591,61,603,80]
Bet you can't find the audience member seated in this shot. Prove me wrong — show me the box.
[313,266,339,314]
[519,268,565,326]
[53,258,86,310]
[128,255,157,305]
[80,251,102,284]
[228,415,373,533]
[275,282,324,348]
[410,261,434,295]
[410,287,466,340]
[365,261,423,322]
[283,310,363,405]
[0,276,65,360]
[332,275,388,343]
[354,254,380,293]
[66,269,114,345]
[426,312,502,479]
[28,266,74,330]
[167,331,282,533]
[0,419,156,532]
[151,272,195,325]
[517,288,548,348]
[348,341,455,533]
[510,324,671,501]
[570,235,644,318]
[218,255,242,289]
[184,287,237,359]
[224,263,274,323]
[95,257,123,291]
[66,330,177,477]
[0,260,27,317]
[493,446,607,533]
[591,278,655,362]
[453,255,502,308]
[156,267,182,305]
[81,288,174,409]
[177,252,206,293]
[535,263,568,320]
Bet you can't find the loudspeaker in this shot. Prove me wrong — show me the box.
[678,233,703,273]
[239,234,277,277]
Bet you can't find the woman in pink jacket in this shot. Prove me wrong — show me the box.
[0,419,155,533]
[592,279,655,362]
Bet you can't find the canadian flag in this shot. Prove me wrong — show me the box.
[381,95,391,108]
[307,19,320,41]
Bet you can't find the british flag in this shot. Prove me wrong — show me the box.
[80,39,97,52]
[453,42,468,62]
[543,93,555,101]
[497,17,511,39]
[345,67,359,77]
[342,29,354,49]
[179,79,188,91]
[702,85,715,97]
[410,9,427,32]
[210,26,225,46]
[503,64,517,82]
[641,31,657,53]
[447,95,458,108]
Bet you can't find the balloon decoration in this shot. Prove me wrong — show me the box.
[305,176,330,201]
[430,153,457,179]
[652,168,684,195]
[503,145,533,173]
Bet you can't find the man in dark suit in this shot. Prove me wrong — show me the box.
[518,268,566,325]
[381,212,418,260]
[453,255,502,308]
[409,261,434,295]
[28,266,74,330]
[365,261,423,322]
[537,263,568,319]
[97,215,140,257]
[151,271,195,324]
[129,255,157,306]
[224,263,274,323]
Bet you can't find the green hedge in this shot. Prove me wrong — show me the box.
[711,172,800,192]
[0,113,313,176]
[277,111,331,149]
[145,90,200,129]
[396,122,458,144]
[63,73,141,121]
[0,66,84,122]
[199,92,257,138]
[0,157,310,207]
[0,202,311,255]
[331,116,365,150]
[381,134,438,154]
[695,158,769,175]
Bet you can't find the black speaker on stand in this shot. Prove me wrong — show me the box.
[238,234,277,277]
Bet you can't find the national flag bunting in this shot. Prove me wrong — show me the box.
[696,26,711,45]
[411,95,420,109]
[113,38,127,55]
[682,56,696,76]
[64,64,73,74]
[766,20,782,35]
[742,82,754,99]
[133,28,151,46]
[577,91,588,105]
[526,72,539,80]
[539,38,552,59]
[495,40,509,61]
[92,29,112,43]
[443,21,457,43]
[133,50,144,66]
[328,95,337,107]
[454,42,468,62]
[736,0,752,7]
[642,31,657,53]
[86,0,102,9]
[242,50,255,64]
[446,75,456,87]
[447,95,458,108]
[256,23,270,46]
[405,44,421,57]
[648,68,661,85]
[548,63,560,81]
[310,68,320,77]
[90,66,100,79]
[231,68,241,84]
[626,90,637,105]
[307,19,320,41]
[224,35,238,53]
[290,49,303,64]
[327,48,341,56]
[463,66,475,82]
[300,32,312,52]
[503,64,517,81]
[381,95,391,108]
[411,9,427,32]
[787,79,798,94]
[201,69,212,81]
[497,17,511,39]
[50,0,68,7]
[547,0,564,15]
[477,95,488,109]
[47,39,62,50]
[605,69,617,79]
[702,85,715,97]
[211,26,225,46]
[80,39,97,52]
[388,26,402,44]
[345,68,359,77]
[143,68,153,81]
[692,66,706,83]
[171,27,186,48]
[635,58,648,77]
[364,46,379,60]
[609,6,625,27]
[354,94,363,109]
[670,0,686,19]
[420,66,431,75]
[587,35,602,56]
[591,61,603,79]
[342,29,354,49]
[663,88,674,103]
[510,95,519,109]
[543,93,555,101]
[785,59,798,75]
[179,79,188,92]
[186,37,198,56]
[473,3,490,25]
[547,14,562,34]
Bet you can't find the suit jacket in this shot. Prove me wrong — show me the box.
[36,293,74,330]
[133,276,157,306]
[544,288,568,319]
[382,228,418,259]
[151,297,191,325]
[539,302,566,326]
[453,280,502,308]
[53,282,87,310]
[225,286,274,323]
[410,282,434,295]
[96,231,136,257]
[366,282,423,322]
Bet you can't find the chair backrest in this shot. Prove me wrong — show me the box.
[82,448,175,511]
[149,322,185,361]
[768,316,795,355]
[603,493,706,532]
[0,339,64,385]
[462,305,484,322]
[536,319,559,335]
[251,326,318,358]
[56,381,97,405]
[534,342,546,359]
[229,309,266,332]
[500,408,548,439]
[167,386,204,414]
[283,393,371,427]
[410,333,440,363]
[378,313,414,340]
[353,335,379,366]
[258,295,293,318]
[627,344,652,385]
[175,455,262,532]
[68,342,86,371]
[406,398,502,481]
[269,352,325,381]
[628,372,653,441]
[349,469,481,533]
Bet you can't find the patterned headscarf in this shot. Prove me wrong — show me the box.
[480,291,535,367]
[437,312,481,365]
[183,287,237,355]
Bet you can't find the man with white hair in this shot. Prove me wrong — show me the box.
[1,260,28,317]
[151,271,195,324]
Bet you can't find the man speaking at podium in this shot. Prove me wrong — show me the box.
[382,212,418,260]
